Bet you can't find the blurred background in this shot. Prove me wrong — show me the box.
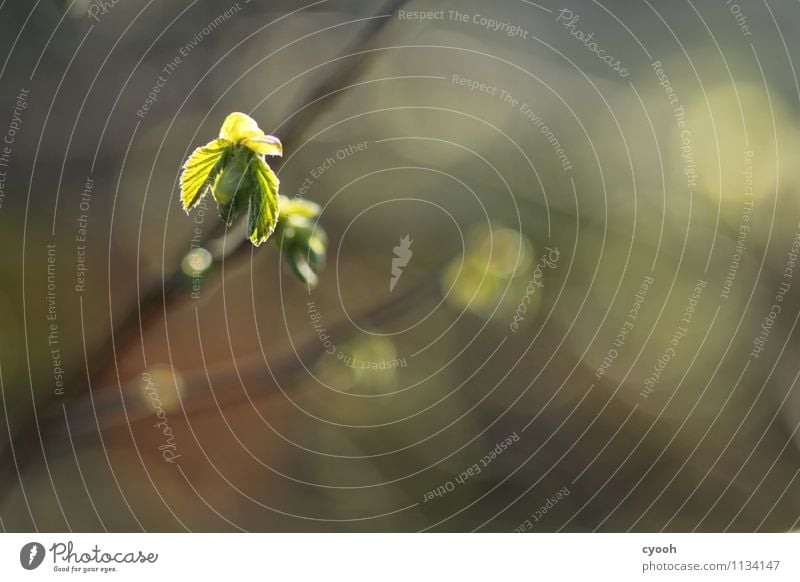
[1,0,800,532]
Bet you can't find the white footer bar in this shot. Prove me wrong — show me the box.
[1,533,797,580]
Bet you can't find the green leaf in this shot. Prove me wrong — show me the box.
[247,156,280,246]
[216,182,250,225]
[286,248,319,288]
[273,212,327,287]
[213,148,253,225]
[278,195,321,219]
[180,138,230,211]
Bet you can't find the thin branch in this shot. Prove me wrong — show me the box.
[58,255,446,438]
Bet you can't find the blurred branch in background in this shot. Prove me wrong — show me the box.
[58,251,450,438]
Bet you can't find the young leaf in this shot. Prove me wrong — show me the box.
[273,211,327,288]
[287,248,319,288]
[180,138,230,211]
[212,147,252,224]
[220,112,263,142]
[181,113,285,248]
[278,195,321,219]
[220,112,283,156]
[244,135,283,156]
[247,156,281,246]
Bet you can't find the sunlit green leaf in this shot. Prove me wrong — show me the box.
[274,211,327,287]
[287,248,318,287]
[180,113,290,251]
[212,147,252,224]
[247,156,280,246]
[279,195,321,219]
[219,112,283,156]
[219,112,263,142]
[180,138,230,211]
[244,135,283,156]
